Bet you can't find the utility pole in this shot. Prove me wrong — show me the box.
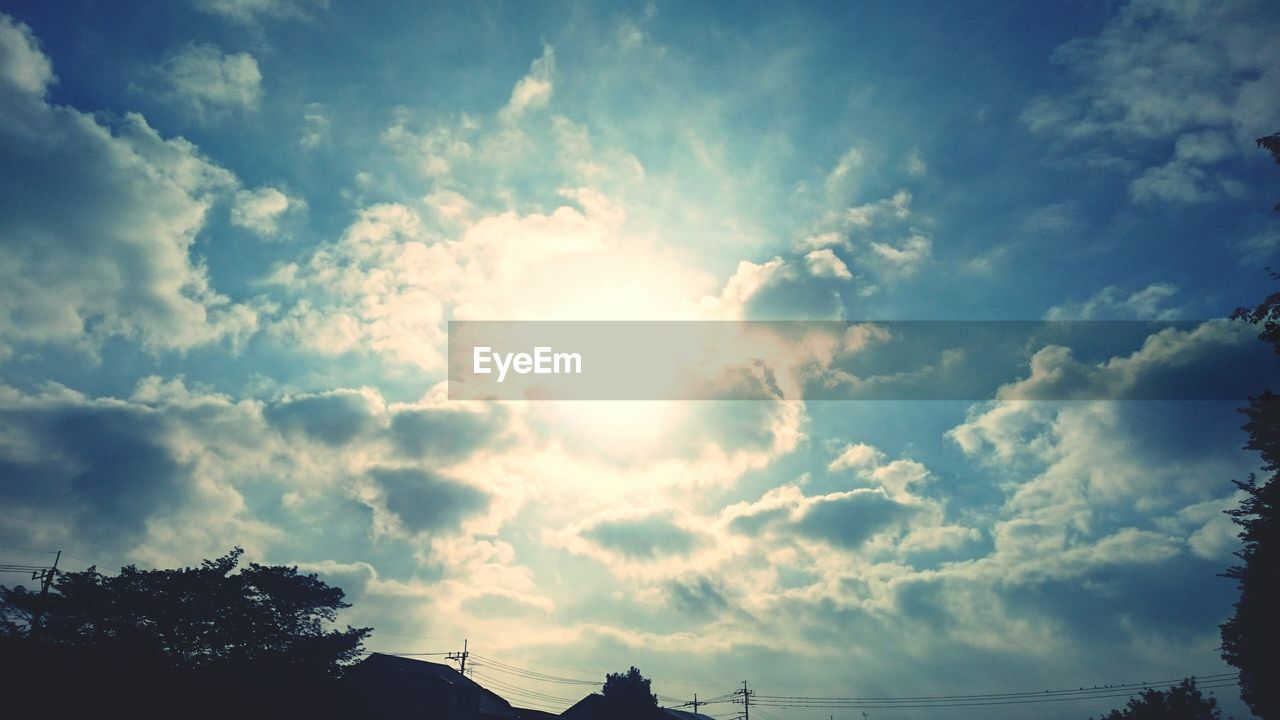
[32,550,58,639]
[692,693,699,715]
[0,551,59,639]
[447,638,469,675]
[741,681,751,720]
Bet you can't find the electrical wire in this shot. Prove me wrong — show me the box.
[751,672,1237,706]
[749,681,1240,710]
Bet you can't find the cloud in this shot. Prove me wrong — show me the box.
[1240,228,1280,264]
[388,406,508,462]
[824,146,865,199]
[665,575,731,619]
[726,445,970,559]
[581,513,702,559]
[157,43,263,119]
[804,248,853,280]
[266,187,710,368]
[0,15,53,95]
[1044,282,1183,320]
[0,22,255,357]
[1129,157,1244,203]
[828,442,884,472]
[367,467,488,537]
[1020,202,1077,236]
[796,489,915,549]
[1022,0,1278,203]
[988,319,1257,401]
[947,326,1257,586]
[195,0,326,25]
[299,102,330,149]
[264,388,382,446]
[500,45,555,121]
[901,149,927,178]
[230,185,306,238]
[0,380,281,568]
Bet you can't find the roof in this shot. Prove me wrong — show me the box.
[346,653,519,717]
[661,710,716,720]
[560,694,715,720]
[511,709,560,720]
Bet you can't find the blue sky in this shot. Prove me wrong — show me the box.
[1,1,1278,717]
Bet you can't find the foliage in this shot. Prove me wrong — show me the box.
[1093,678,1221,720]
[602,665,659,718]
[0,547,370,678]
[1219,135,1280,720]
[1261,133,1280,212]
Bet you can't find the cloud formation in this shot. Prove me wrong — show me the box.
[157,43,263,119]
[0,20,254,356]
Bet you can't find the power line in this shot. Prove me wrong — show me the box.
[752,672,1237,705]
[358,641,1240,717]
[374,630,468,642]
[750,681,1240,710]
[359,651,453,657]
[0,544,59,555]
[468,653,599,685]
[470,670,583,705]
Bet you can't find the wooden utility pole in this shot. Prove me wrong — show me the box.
[33,550,59,637]
[447,638,469,675]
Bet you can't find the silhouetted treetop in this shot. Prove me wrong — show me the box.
[0,547,370,678]
[1219,134,1280,720]
[601,666,660,718]
[1259,132,1280,211]
[1091,678,1221,720]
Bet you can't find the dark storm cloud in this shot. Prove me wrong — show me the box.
[367,467,488,535]
[582,515,701,559]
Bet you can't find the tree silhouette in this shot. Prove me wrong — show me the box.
[1092,678,1221,720]
[0,547,370,677]
[1260,133,1280,212]
[1218,134,1280,720]
[601,665,660,719]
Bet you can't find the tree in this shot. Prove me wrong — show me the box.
[1092,678,1221,720]
[601,666,660,719]
[1218,136,1280,720]
[1260,133,1280,212]
[0,548,370,678]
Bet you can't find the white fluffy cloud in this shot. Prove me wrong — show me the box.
[157,43,263,119]
[0,18,255,356]
[0,14,52,95]
[501,45,555,121]
[231,185,306,238]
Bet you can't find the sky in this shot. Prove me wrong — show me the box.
[0,0,1278,717]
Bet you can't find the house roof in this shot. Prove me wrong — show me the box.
[560,693,714,720]
[661,710,716,720]
[347,653,519,717]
